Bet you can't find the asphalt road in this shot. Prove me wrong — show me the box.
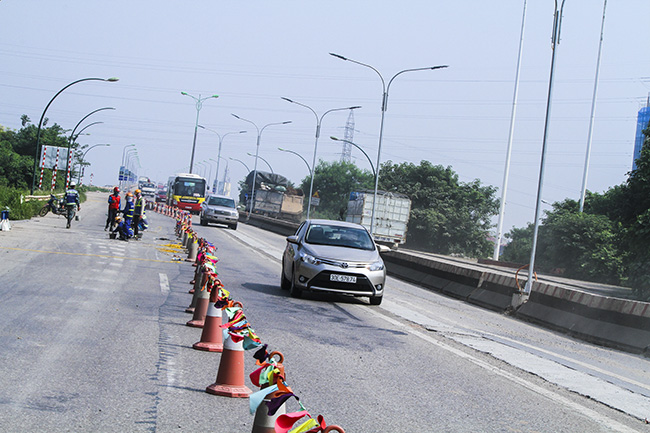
[0,192,648,432]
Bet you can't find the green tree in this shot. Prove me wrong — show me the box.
[300,160,374,220]
[378,160,499,257]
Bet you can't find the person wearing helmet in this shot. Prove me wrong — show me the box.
[64,182,80,229]
[133,189,145,240]
[105,186,121,231]
[109,215,128,240]
[122,192,135,239]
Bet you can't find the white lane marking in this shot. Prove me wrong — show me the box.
[159,273,169,294]
[359,305,636,432]
[158,274,169,295]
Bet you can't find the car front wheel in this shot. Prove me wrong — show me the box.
[289,266,302,298]
[369,295,383,306]
[280,262,291,290]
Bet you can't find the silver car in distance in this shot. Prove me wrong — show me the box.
[281,219,388,305]
[199,195,239,230]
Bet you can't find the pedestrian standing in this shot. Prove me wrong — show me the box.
[133,189,144,240]
[105,186,121,231]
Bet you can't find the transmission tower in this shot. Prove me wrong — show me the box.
[340,109,355,163]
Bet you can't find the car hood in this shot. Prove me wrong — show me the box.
[304,244,381,263]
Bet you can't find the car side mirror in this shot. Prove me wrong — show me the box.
[377,245,391,254]
[286,235,299,244]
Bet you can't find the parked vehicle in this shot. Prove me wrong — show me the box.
[166,173,206,213]
[138,179,157,201]
[346,190,411,249]
[38,194,66,217]
[200,194,239,229]
[281,219,388,305]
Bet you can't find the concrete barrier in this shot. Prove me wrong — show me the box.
[516,281,650,354]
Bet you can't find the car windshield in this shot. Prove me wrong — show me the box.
[305,224,375,250]
[207,197,235,208]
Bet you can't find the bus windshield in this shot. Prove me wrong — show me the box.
[175,179,205,197]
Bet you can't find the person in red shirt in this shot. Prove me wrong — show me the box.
[105,186,121,231]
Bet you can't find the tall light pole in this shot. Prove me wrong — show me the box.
[330,53,447,235]
[494,0,528,260]
[181,92,218,174]
[125,148,138,189]
[77,144,110,184]
[30,77,119,194]
[579,0,608,213]
[246,152,274,174]
[329,137,376,178]
[66,107,115,189]
[523,0,567,298]
[232,114,291,218]
[281,97,361,220]
[198,125,246,193]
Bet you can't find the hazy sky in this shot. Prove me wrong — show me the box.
[1,1,649,232]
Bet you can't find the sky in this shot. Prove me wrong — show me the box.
[1,0,649,234]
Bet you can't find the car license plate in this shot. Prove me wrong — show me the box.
[330,274,356,283]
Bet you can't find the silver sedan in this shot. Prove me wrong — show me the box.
[281,219,387,305]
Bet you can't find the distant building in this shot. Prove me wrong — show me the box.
[633,103,650,171]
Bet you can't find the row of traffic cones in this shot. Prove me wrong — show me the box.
[167,209,346,432]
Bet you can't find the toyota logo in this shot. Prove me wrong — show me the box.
[340,263,349,269]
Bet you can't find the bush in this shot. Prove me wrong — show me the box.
[0,188,44,220]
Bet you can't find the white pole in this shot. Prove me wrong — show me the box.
[579,0,607,213]
[493,0,528,260]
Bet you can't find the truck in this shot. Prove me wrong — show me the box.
[243,171,304,222]
[346,190,411,249]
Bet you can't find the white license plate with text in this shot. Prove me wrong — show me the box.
[330,274,357,283]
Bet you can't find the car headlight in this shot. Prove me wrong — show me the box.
[300,252,321,265]
[368,261,385,271]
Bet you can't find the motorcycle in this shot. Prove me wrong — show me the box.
[39,195,67,217]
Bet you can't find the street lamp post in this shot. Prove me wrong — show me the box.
[281,97,361,220]
[330,53,447,234]
[77,144,110,184]
[231,114,291,218]
[523,0,567,298]
[329,137,376,178]
[246,152,273,174]
[198,125,246,194]
[181,92,219,174]
[66,107,115,189]
[30,77,119,194]
[125,148,138,189]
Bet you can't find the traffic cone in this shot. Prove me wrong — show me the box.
[186,238,198,262]
[206,334,251,398]
[186,270,206,313]
[324,426,345,433]
[251,394,286,433]
[186,284,209,328]
[192,302,223,352]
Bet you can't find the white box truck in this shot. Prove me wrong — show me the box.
[346,190,411,248]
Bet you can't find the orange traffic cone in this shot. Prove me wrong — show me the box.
[206,334,251,398]
[324,427,345,433]
[192,302,223,352]
[186,284,209,327]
